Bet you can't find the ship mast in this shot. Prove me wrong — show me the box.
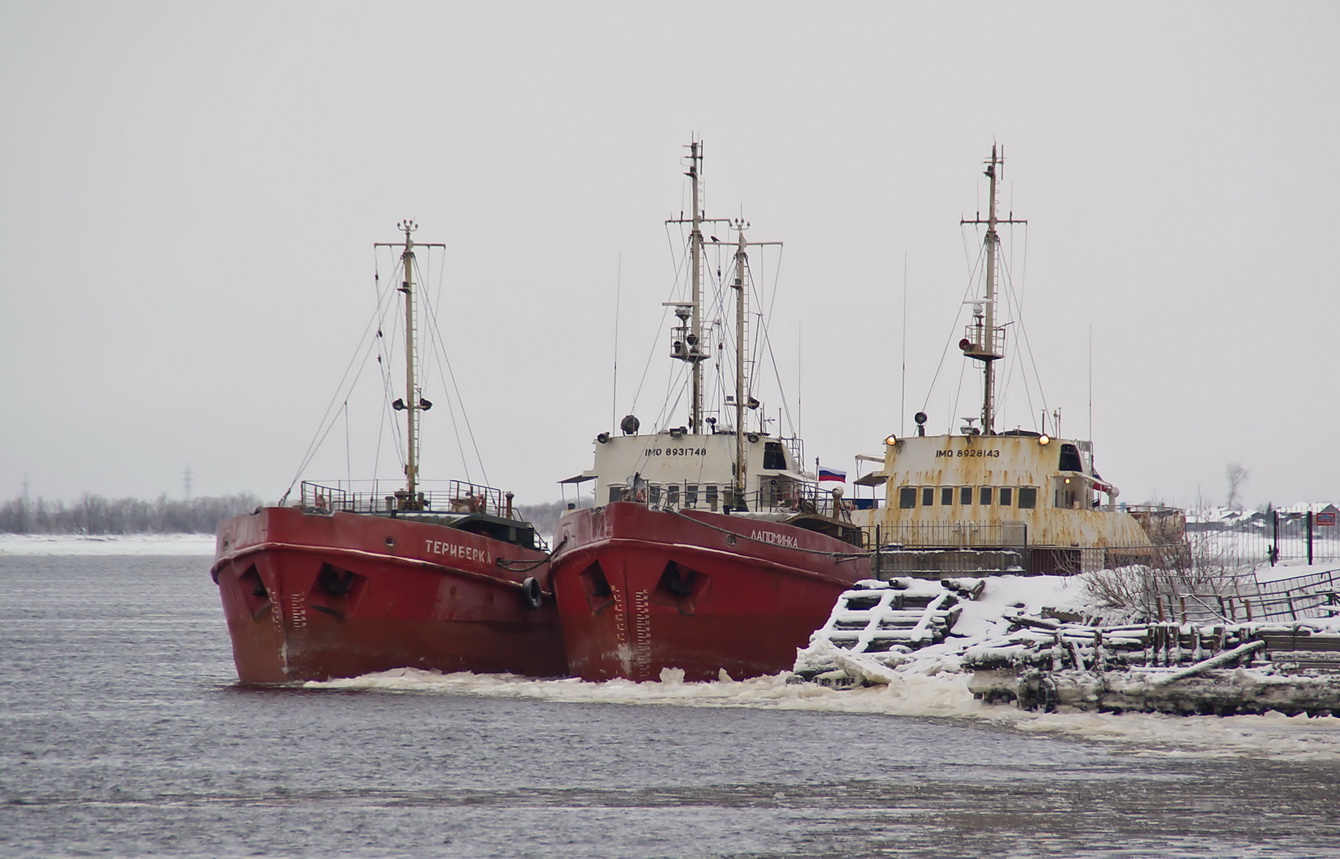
[376,221,444,509]
[688,141,705,434]
[731,222,748,500]
[725,221,780,503]
[667,139,728,434]
[960,145,1025,434]
[400,222,420,501]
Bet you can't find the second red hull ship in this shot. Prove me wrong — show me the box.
[551,140,871,682]
[551,502,869,682]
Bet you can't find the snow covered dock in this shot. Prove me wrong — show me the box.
[795,572,1340,716]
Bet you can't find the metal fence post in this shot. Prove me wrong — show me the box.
[1309,510,1315,565]
[1270,504,1279,566]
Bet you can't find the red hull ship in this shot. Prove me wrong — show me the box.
[552,141,870,682]
[552,502,868,681]
[211,223,563,683]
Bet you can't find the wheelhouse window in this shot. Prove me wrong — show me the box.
[921,487,935,506]
[899,487,917,509]
[666,484,680,507]
[1018,486,1037,509]
[999,487,1013,507]
[979,487,993,506]
[941,487,954,506]
[1059,443,1084,473]
[959,486,973,505]
[685,484,699,507]
[763,441,787,470]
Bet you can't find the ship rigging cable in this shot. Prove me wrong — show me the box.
[994,232,1049,430]
[626,224,691,421]
[419,283,490,487]
[280,266,394,505]
[921,240,987,422]
[373,257,407,470]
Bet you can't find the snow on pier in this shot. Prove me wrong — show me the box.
[793,567,1340,716]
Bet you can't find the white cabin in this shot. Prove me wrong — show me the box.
[561,427,824,517]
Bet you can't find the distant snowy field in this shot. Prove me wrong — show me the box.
[0,533,215,555]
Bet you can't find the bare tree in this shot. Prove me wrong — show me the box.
[1226,462,1249,510]
[1083,529,1261,622]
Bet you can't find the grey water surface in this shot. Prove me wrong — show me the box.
[2,554,1338,858]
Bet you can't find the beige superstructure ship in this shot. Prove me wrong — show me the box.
[851,146,1182,573]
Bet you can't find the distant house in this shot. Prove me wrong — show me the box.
[1271,502,1340,535]
[1184,504,1340,534]
[1274,502,1340,519]
[1185,507,1258,533]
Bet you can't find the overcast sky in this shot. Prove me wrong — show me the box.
[2,1,1336,512]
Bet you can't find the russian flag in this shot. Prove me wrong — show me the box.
[818,465,846,483]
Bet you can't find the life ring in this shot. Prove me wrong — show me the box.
[521,577,543,610]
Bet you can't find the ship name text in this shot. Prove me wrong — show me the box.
[751,530,799,549]
[424,539,490,565]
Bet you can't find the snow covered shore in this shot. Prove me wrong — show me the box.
[0,533,216,555]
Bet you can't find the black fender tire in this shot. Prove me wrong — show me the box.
[521,577,543,610]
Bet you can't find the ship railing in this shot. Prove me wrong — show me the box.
[611,479,846,518]
[961,320,1006,359]
[867,521,1028,551]
[298,480,525,520]
[779,435,806,472]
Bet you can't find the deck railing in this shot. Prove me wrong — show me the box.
[298,479,524,520]
[609,479,849,520]
[863,521,1028,551]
